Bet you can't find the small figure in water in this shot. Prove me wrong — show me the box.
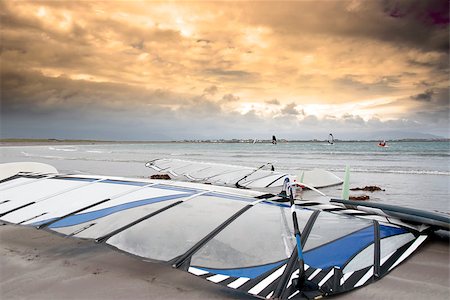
[327,133,334,145]
[378,140,387,147]
[272,135,277,144]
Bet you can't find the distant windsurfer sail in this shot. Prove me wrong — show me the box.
[327,133,334,145]
[378,140,388,147]
[272,135,277,144]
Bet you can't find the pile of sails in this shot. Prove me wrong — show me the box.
[0,170,431,299]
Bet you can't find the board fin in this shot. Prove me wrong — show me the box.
[341,165,350,200]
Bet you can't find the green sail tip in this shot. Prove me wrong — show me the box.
[342,165,350,200]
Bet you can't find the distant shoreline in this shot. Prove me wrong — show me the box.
[1,138,449,147]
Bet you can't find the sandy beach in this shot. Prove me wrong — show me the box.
[0,224,448,300]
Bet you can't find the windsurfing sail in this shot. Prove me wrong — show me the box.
[378,140,388,147]
[0,164,434,299]
[327,133,334,145]
[272,135,277,144]
[145,159,343,191]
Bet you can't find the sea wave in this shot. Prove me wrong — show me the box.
[21,151,30,157]
[48,146,78,152]
[328,167,450,176]
[169,153,203,156]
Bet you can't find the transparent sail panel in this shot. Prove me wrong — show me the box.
[0,177,39,191]
[2,181,138,224]
[0,178,90,214]
[302,212,374,269]
[106,195,249,261]
[190,204,313,269]
[304,212,372,252]
[49,186,192,239]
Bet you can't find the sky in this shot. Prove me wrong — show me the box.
[1,0,449,140]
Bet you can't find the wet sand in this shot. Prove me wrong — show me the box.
[0,225,448,300]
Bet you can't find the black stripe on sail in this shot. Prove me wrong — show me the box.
[52,176,94,180]
[309,269,328,285]
[304,267,315,278]
[0,202,36,218]
[264,174,288,188]
[24,174,48,179]
[18,212,48,225]
[237,277,258,292]
[259,279,280,298]
[217,276,239,287]
[295,202,322,207]
[341,267,369,289]
[283,284,299,299]
[379,240,414,276]
[68,223,96,236]
[331,267,343,294]
[236,262,286,292]
[322,207,347,212]
[197,273,211,280]
[235,163,272,188]
[0,174,21,184]
[317,271,336,294]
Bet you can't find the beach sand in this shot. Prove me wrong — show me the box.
[0,225,448,300]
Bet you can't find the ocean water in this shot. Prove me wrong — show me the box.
[1,141,449,213]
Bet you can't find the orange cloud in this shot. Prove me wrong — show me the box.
[1,0,448,139]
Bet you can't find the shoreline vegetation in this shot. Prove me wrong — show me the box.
[1,138,449,146]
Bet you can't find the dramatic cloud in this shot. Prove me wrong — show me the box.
[221,94,240,102]
[265,99,280,106]
[411,89,434,102]
[0,0,448,140]
[281,103,305,116]
[203,85,218,96]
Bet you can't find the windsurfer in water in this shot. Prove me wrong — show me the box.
[378,140,386,147]
[327,133,334,145]
[272,135,277,144]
